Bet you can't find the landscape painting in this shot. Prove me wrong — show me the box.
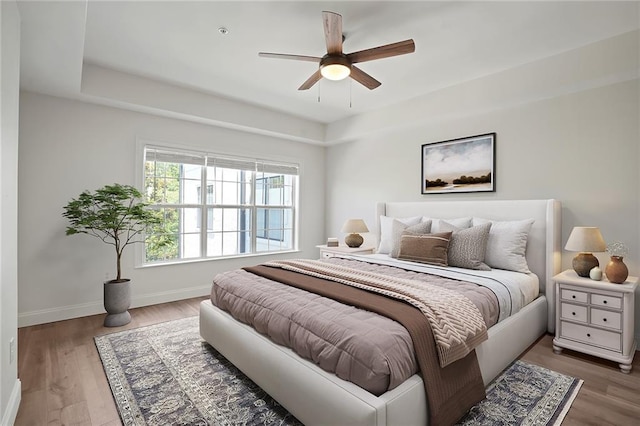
[421,133,495,194]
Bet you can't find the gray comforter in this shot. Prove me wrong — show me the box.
[211,257,499,396]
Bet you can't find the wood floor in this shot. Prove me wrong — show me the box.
[15,297,640,426]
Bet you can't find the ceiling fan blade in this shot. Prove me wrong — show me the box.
[259,52,321,63]
[323,11,343,55]
[347,39,415,64]
[298,70,323,90]
[350,66,381,90]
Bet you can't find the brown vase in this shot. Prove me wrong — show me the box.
[605,256,628,284]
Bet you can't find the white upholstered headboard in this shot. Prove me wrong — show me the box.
[375,199,562,332]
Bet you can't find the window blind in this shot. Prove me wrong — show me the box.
[145,146,298,175]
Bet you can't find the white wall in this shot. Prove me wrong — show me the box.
[17,92,325,326]
[325,34,640,340]
[0,0,22,423]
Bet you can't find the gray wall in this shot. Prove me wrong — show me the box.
[17,92,326,326]
[325,33,640,340]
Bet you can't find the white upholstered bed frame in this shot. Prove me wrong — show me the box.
[200,199,561,425]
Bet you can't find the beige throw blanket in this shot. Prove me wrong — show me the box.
[265,259,488,367]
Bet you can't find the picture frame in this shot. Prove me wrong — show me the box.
[421,133,495,194]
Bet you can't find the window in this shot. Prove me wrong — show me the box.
[143,146,298,264]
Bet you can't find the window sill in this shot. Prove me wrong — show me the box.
[136,249,302,269]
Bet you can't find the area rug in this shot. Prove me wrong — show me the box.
[95,316,582,426]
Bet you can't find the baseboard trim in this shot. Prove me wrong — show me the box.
[1,379,21,426]
[18,285,211,327]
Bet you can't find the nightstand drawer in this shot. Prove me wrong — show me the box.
[591,294,621,309]
[320,251,333,259]
[560,303,587,323]
[561,288,588,303]
[591,308,621,330]
[560,321,621,352]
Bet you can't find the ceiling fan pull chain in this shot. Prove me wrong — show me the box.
[317,81,321,103]
[349,79,353,108]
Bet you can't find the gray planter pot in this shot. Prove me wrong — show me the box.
[104,279,131,327]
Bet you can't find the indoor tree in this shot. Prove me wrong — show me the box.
[63,183,162,282]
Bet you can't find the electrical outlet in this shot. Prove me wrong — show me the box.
[9,338,16,364]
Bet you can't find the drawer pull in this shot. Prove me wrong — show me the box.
[603,300,607,304]
[572,295,576,299]
[587,333,591,337]
[572,312,576,316]
[603,318,607,322]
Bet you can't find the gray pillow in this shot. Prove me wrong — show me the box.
[390,219,432,258]
[426,216,472,233]
[397,232,452,266]
[439,221,491,270]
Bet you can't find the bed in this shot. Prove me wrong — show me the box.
[199,199,561,425]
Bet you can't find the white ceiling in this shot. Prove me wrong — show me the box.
[18,1,640,124]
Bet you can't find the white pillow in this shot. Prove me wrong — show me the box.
[425,217,473,233]
[473,218,535,273]
[378,215,421,254]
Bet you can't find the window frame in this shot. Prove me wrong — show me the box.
[137,140,299,267]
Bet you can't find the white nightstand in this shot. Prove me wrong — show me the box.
[552,269,638,373]
[316,244,375,259]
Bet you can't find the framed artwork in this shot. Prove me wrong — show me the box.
[421,133,495,194]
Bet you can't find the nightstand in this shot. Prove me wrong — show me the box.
[316,244,375,259]
[552,269,638,373]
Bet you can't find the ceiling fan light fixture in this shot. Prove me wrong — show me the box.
[320,56,351,81]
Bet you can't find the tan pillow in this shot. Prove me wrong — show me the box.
[397,232,452,266]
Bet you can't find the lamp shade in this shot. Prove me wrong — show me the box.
[320,56,352,81]
[320,63,351,80]
[564,227,606,253]
[565,226,606,277]
[341,219,369,234]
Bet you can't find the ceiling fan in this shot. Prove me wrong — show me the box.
[259,11,415,90]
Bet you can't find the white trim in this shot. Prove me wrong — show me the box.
[132,284,211,309]
[1,379,21,426]
[18,285,211,327]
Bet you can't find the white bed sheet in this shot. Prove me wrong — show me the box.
[345,253,540,323]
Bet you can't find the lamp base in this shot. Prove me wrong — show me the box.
[345,233,363,248]
[573,252,599,277]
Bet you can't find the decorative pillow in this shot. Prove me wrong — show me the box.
[390,220,432,258]
[473,218,535,273]
[397,232,452,266]
[425,217,473,233]
[439,221,492,270]
[378,215,422,254]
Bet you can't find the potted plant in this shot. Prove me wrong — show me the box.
[63,184,161,326]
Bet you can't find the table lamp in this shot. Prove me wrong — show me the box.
[341,219,369,248]
[564,226,606,277]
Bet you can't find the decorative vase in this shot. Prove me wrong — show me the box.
[605,256,628,284]
[589,266,603,281]
[345,233,364,248]
[104,279,131,327]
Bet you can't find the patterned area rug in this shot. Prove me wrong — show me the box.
[95,316,582,426]
[457,360,582,425]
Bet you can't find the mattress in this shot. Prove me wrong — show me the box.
[211,255,539,395]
